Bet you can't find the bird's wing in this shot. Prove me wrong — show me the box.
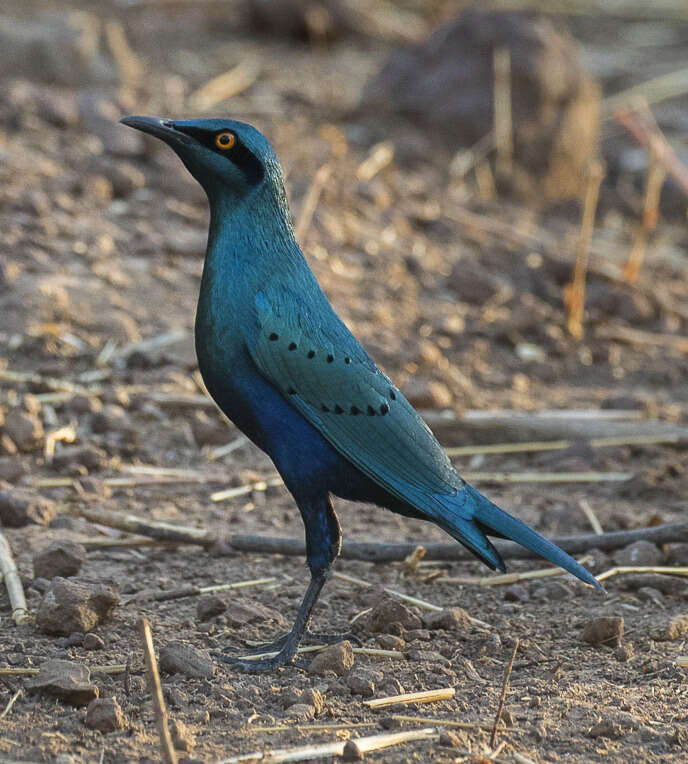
[247,288,602,588]
[248,289,463,512]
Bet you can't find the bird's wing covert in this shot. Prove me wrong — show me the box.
[248,290,463,511]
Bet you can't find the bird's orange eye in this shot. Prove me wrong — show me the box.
[215,132,235,150]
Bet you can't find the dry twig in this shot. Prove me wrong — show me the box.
[0,689,22,720]
[365,688,455,710]
[189,61,259,110]
[564,160,605,339]
[295,164,332,242]
[490,638,519,749]
[123,577,277,604]
[0,531,29,625]
[139,618,177,764]
[493,46,513,181]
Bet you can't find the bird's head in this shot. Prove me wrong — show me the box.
[120,116,282,205]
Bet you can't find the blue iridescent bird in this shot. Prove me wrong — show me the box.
[121,116,600,671]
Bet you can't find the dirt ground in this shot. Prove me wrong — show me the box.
[1,2,687,762]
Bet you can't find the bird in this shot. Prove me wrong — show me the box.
[121,115,601,671]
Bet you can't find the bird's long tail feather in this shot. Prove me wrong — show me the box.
[435,483,601,589]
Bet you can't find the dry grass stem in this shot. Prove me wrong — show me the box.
[402,545,426,575]
[624,149,666,283]
[295,163,332,242]
[0,690,22,720]
[207,436,249,460]
[211,477,283,502]
[596,566,688,583]
[676,656,688,668]
[565,160,605,339]
[105,330,188,364]
[0,532,29,625]
[138,617,178,764]
[390,714,509,731]
[462,471,632,483]
[344,727,439,758]
[189,61,259,110]
[595,325,688,354]
[44,424,77,463]
[248,722,375,734]
[444,556,593,587]
[490,638,519,749]
[450,131,495,180]
[104,20,144,89]
[446,433,684,457]
[616,102,688,196]
[123,577,277,604]
[333,571,442,612]
[579,499,604,535]
[365,688,455,710]
[356,141,394,182]
[0,664,128,677]
[238,644,403,661]
[493,46,513,181]
[67,505,212,545]
[604,65,688,115]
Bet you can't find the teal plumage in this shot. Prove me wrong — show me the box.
[122,115,601,671]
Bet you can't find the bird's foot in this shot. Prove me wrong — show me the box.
[226,629,360,655]
[212,629,303,672]
[213,630,361,673]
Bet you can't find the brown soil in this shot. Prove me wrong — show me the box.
[1,2,687,762]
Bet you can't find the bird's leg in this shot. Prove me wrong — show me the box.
[214,495,342,672]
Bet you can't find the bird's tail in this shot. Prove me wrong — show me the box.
[434,483,601,589]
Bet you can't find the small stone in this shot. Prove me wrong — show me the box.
[423,607,473,631]
[540,581,570,601]
[83,633,105,651]
[64,394,100,415]
[503,584,529,602]
[2,409,44,452]
[406,629,431,642]
[85,697,126,731]
[614,643,634,662]
[191,411,229,447]
[613,540,663,567]
[159,642,215,679]
[36,577,119,635]
[637,587,664,606]
[196,595,227,622]
[377,634,405,650]
[582,616,624,647]
[403,378,453,410]
[26,659,98,706]
[439,730,466,748]
[307,641,355,676]
[368,596,422,633]
[347,668,382,697]
[33,540,86,579]
[0,486,57,527]
[223,600,285,629]
[285,702,315,721]
[588,719,625,739]
[171,719,196,752]
[647,614,688,642]
[51,445,106,474]
[280,688,303,708]
[301,688,324,714]
[406,648,450,666]
[0,456,26,483]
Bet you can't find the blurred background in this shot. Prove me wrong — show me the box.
[1,2,688,762]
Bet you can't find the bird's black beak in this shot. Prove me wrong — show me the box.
[120,115,192,146]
